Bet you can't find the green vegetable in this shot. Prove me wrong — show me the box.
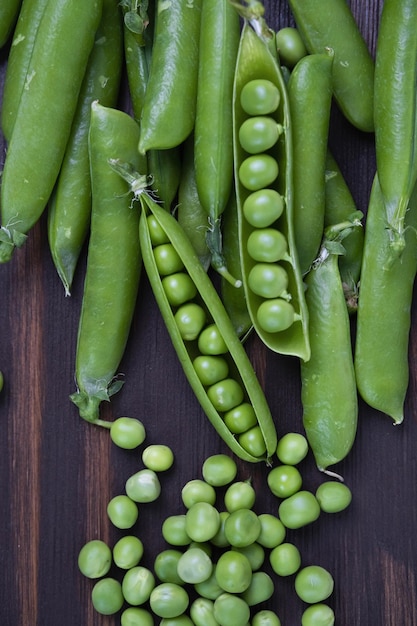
[142,444,174,472]
[107,494,139,529]
[69,103,142,424]
[269,542,301,577]
[78,540,112,579]
[294,565,334,604]
[213,592,250,626]
[301,604,335,626]
[202,454,237,487]
[125,469,161,503]
[0,0,22,49]
[177,548,213,584]
[252,609,282,626]
[275,26,307,69]
[275,432,308,465]
[122,566,156,606]
[278,490,321,529]
[149,583,190,619]
[121,607,155,626]
[91,577,124,615]
[315,481,352,514]
[215,550,252,593]
[113,536,144,570]
[267,464,302,498]
[224,480,256,512]
[110,417,146,449]
[154,549,184,585]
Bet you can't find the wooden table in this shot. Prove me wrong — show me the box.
[1,2,417,624]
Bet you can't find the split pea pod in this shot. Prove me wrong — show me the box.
[1,0,49,141]
[301,223,360,474]
[288,49,334,276]
[193,0,240,284]
[47,0,123,296]
[0,0,103,263]
[373,0,417,260]
[287,0,375,133]
[0,0,22,49]
[135,185,277,462]
[69,102,142,425]
[233,20,310,360]
[138,0,202,153]
[354,174,417,424]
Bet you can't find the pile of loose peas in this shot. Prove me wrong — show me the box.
[78,417,352,626]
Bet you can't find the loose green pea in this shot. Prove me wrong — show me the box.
[247,229,289,262]
[232,542,265,571]
[202,454,238,486]
[194,565,224,600]
[248,264,289,299]
[154,549,184,585]
[160,617,194,626]
[153,243,184,275]
[78,539,112,579]
[162,515,191,547]
[301,603,335,625]
[256,298,297,333]
[181,479,217,508]
[224,480,256,512]
[276,432,309,465]
[224,508,261,547]
[177,547,213,584]
[91,577,124,615]
[295,565,334,604]
[149,583,190,619]
[107,494,139,529]
[238,425,267,458]
[190,597,219,626]
[278,490,321,529]
[276,27,308,68]
[269,542,301,576]
[241,571,274,606]
[110,417,146,449]
[207,378,245,412]
[252,609,282,626]
[125,469,161,503]
[215,550,252,593]
[211,511,231,548]
[315,481,352,513]
[223,402,257,434]
[121,606,155,626]
[142,444,174,472]
[213,592,251,626]
[113,535,144,570]
[122,566,156,606]
[174,303,207,341]
[243,189,285,228]
[240,79,281,115]
[185,502,220,542]
[197,323,228,355]
[256,513,286,549]
[193,355,229,386]
[239,116,281,154]
[162,272,198,306]
[267,464,303,498]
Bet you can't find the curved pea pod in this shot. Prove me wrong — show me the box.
[0,0,22,49]
[354,174,417,424]
[324,151,364,312]
[233,21,310,361]
[138,192,277,463]
[138,0,202,153]
[301,231,359,474]
[47,0,124,296]
[69,102,142,425]
[0,0,103,264]
[1,0,49,141]
[374,0,417,262]
[288,49,334,276]
[287,0,375,133]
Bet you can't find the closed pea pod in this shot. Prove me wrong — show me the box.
[354,175,417,423]
[287,0,375,132]
[138,0,202,153]
[233,18,310,360]
[0,0,103,263]
[373,0,417,261]
[288,49,334,276]
[69,103,142,425]
[0,0,22,49]
[47,0,124,295]
[301,220,360,473]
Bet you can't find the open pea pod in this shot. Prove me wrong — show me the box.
[232,20,310,361]
[138,191,277,463]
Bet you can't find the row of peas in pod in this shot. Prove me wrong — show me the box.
[78,421,352,625]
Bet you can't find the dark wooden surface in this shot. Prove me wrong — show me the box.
[1,1,417,625]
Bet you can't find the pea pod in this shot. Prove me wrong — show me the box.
[47,0,123,295]
[70,102,142,425]
[287,0,375,132]
[233,20,310,360]
[301,219,360,474]
[138,0,202,153]
[131,180,277,462]
[373,0,417,261]
[0,0,103,263]
[1,0,49,141]
[288,49,334,276]
[354,174,417,423]
[194,0,240,284]
[0,0,22,49]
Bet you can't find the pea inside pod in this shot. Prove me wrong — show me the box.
[232,19,310,361]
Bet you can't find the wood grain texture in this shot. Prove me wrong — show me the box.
[2,1,417,625]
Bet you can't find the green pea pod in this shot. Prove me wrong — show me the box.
[221,190,253,340]
[374,0,417,261]
[233,20,310,361]
[177,136,211,271]
[69,102,142,425]
[0,0,103,264]
[138,0,202,153]
[287,0,375,133]
[1,0,49,141]
[288,50,334,276]
[47,0,124,296]
[136,188,277,463]
[354,174,417,424]
[194,0,240,284]
[301,227,359,475]
[324,151,364,312]
[0,0,22,49]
